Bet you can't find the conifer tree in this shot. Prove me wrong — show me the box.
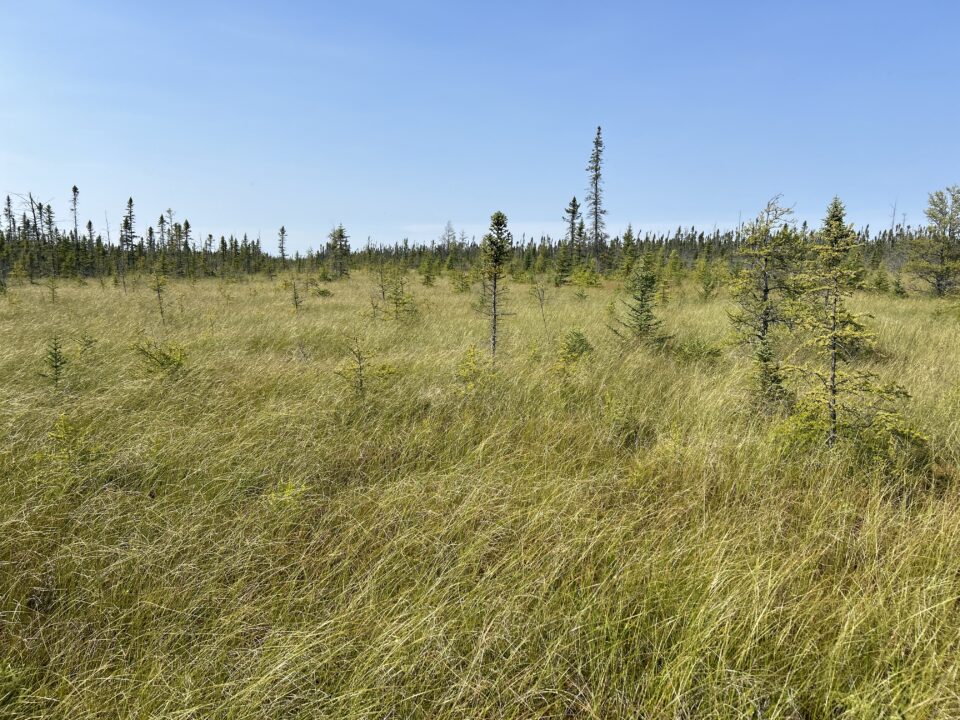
[666,249,683,285]
[122,198,136,253]
[613,251,667,343]
[585,126,607,272]
[480,211,512,357]
[792,197,916,448]
[694,255,718,300]
[328,225,350,279]
[908,185,959,296]
[150,265,168,324]
[621,224,637,274]
[41,335,67,386]
[563,196,581,254]
[70,186,79,243]
[291,280,302,311]
[729,197,799,405]
[277,226,288,269]
[554,240,573,287]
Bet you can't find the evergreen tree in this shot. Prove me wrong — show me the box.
[150,266,168,324]
[563,196,581,255]
[328,225,350,278]
[122,197,136,253]
[554,240,573,287]
[666,248,683,285]
[621,223,637,274]
[729,197,800,405]
[694,255,718,300]
[277,226,288,269]
[613,250,667,343]
[480,211,512,357]
[793,197,914,448]
[70,185,79,243]
[585,126,607,272]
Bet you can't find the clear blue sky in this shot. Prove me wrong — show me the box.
[2,0,957,252]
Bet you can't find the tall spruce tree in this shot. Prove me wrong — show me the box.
[563,196,581,255]
[70,186,79,243]
[620,223,637,274]
[122,198,136,253]
[277,226,288,269]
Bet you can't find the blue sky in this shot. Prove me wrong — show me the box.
[2,0,957,252]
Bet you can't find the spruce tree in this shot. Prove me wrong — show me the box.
[585,126,607,272]
[620,224,637,275]
[277,226,288,269]
[729,197,800,405]
[41,335,67,386]
[613,250,667,343]
[563,196,581,256]
[694,255,718,300]
[327,225,350,279]
[793,197,917,448]
[70,186,79,244]
[150,265,168,324]
[554,240,573,287]
[480,211,512,357]
[122,198,136,254]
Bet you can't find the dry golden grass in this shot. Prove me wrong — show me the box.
[1,272,959,718]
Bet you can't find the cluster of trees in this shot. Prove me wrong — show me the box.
[11,136,955,458]
[726,196,922,449]
[0,191,276,284]
[471,193,935,456]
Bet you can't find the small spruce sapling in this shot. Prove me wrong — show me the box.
[554,328,593,375]
[150,267,168,324]
[694,256,719,300]
[292,280,303,312]
[334,335,369,396]
[613,251,669,344]
[530,283,548,335]
[135,338,186,376]
[45,276,59,304]
[41,335,68,386]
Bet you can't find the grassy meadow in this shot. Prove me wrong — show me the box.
[2,272,960,718]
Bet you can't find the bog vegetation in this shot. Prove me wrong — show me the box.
[2,131,960,717]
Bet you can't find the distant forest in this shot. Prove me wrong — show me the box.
[1,128,956,299]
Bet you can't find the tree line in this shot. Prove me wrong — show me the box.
[1,129,956,299]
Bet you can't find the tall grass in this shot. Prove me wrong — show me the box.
[1,274,959,718]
